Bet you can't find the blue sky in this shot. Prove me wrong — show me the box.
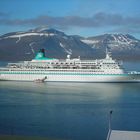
[0,0,140,38]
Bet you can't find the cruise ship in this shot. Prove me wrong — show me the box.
[0,49,140,82]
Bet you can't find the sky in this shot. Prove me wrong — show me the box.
[0,0,140,38]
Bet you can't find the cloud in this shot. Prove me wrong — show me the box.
[0,12,140,33]
[0,12,10,18]
[112,25,140,34]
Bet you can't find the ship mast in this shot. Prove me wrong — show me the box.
[105,48,112,59]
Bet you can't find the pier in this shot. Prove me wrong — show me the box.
[107,111,140,140]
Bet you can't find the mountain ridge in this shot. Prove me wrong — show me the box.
[0,27,140,61]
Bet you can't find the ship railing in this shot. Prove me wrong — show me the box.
[0,67,10,71]
[128,71,140,74]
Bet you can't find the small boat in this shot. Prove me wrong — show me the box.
[34,76,47,83]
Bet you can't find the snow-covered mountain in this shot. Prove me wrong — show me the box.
[81,34,140,59]
[0,27,140,61]
[81,34,140,50]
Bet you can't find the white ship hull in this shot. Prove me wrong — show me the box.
[0,73,140,82]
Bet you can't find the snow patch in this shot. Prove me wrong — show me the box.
[16,36,21,43]
[112,35,118,42]
[110,35,135,45]
[60,42,65,48]
[81,39,99,44]
[4,33,55,39]
[65,49,72,55]
[29,42,36,54]
[44,33,55,37]
[59,42,72,55]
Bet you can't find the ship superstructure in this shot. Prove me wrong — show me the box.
[0,49,140,82]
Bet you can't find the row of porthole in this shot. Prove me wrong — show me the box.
[1,72,123,75]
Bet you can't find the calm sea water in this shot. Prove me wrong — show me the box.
[0,62,140,140]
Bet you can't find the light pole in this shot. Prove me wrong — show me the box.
[109,110,113,131]
[106,110,113,140]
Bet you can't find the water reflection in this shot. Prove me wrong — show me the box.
[0,81,140,140]
[0,81,129,94]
